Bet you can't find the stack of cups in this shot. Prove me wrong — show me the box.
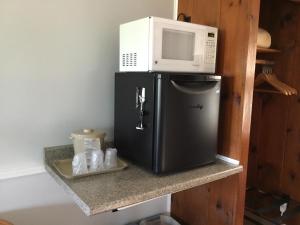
[72,146,118,175]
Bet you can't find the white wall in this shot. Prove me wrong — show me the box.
[0,0,174,177]
[0,0,175,224]
[0,173,170,225]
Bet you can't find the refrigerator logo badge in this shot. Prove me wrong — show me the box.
[188,104,203,110]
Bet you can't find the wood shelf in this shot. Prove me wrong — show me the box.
[254,88,297,95]
[256,59,275,65]
[254,89,282,94]
[257,47,281,53]
[289,0,300,3]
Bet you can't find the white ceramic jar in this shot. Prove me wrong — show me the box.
[70,129,106,154]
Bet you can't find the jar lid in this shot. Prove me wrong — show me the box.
[71,129,106,138]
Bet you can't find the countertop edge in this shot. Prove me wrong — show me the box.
[45,164,92,216]
[90,164,243,215]
[45,151,243,216]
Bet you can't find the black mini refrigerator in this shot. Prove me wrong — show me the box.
[114,72,222,174]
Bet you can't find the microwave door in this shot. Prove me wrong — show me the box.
[152,24,203,72]
[161,29,195,61]
[156,75,221,173]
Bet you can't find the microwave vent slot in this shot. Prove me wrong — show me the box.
[122,53,137,67]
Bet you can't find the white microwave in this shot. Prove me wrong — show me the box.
[119,17,218,73]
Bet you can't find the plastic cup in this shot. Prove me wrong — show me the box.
[90,150,104,171]
[104,148,118,169]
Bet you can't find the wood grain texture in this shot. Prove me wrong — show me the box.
[172,0,260,225]
[207,175,238,225]
[248,0,300,203]
[276,2,300,201]
[234,1,261,224]
[247,94,262,188]
[171,176,238,225]
[171,184,210,225]
[254,95,289,192]
[177,0,220,26]
[280,35,300,202]
[249,92,297,193]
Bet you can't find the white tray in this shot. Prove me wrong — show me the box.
[53,158,128,179]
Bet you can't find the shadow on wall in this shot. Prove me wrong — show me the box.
[0,203,154,225]
[0,173,169,225]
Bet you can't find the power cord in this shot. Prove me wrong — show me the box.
[177,13,191,22]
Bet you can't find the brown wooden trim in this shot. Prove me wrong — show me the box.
[0,220,13,225]
[235,1,260,224]
[257,47,280,53]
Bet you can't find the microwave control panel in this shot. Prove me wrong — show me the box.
[204,34,217,66]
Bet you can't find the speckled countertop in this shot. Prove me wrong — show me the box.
[44,145,243,216]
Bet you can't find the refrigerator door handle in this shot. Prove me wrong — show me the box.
[136,87,146,130]
[170,80,218,95]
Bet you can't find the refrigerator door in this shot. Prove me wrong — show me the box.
[114,73,156,170]
[154,73,221,173]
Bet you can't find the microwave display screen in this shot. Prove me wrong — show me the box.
[162,29,195,61]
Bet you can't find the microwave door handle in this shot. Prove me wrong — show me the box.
[170,80,218,95]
